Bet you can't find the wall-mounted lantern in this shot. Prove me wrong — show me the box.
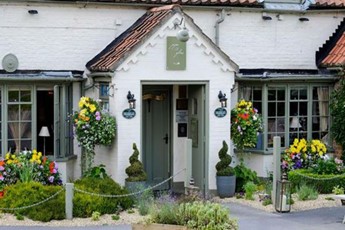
[218,91,227,108]
[127,91,136,109]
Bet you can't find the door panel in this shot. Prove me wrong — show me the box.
[188,85,205,194]
[142,87,171,190]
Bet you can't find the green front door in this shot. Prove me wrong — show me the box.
[142,86,171,190]
[188,85,206,194]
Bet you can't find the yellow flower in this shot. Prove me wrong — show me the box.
[89,104,96,113]
[5,153,10,160]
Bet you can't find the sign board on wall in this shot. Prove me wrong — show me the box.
[166,36,186,70]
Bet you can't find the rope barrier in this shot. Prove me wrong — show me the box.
[0,168,187,210]
[0,186,65,211]
[74,168,186,198]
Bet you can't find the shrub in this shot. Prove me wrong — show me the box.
[311,158,344,175]
[177,201,238,230]
[83,164,109,179]
[91,211,101,221]
[296,184,318,201]
[150,202,180,225]
[234,162,259,192]
[0,182,65,222]
[73,177,133,218]
[244,181,257,200]
[262,199,272,206]
[125,143,147,182]
[137,189,154,216]
[332,185,345,195]
[288,169,345,194]
[215,141,234,176]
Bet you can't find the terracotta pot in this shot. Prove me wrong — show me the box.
[132,224,187,230]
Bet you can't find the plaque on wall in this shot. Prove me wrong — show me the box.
[122,108,136,119]
[178,123,187,137]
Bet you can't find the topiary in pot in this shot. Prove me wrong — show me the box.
[125,143,147,193]
[215,141,236,198]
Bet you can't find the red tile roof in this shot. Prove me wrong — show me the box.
[320,34,345,66]
[44,0,345,8]
[87,4,237,72]
[317,18,345,67]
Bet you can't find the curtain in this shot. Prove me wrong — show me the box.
[317,87,329,132]
[242,87,251,100]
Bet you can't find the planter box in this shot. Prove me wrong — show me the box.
[132,224,187,230]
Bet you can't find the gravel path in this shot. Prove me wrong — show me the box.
[0,194,342,227]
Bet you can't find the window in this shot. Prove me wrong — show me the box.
[99,83,110,112]
[0,83,74,159]
[239,83,332,152]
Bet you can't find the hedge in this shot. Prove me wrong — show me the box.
[288,169,345,194]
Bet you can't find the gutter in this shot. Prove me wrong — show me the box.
[215,9,225,46]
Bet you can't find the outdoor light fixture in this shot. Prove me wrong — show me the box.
[218,91,227,108]
[290,117,302,129]
[175,17,189,42]
[28,10,38,15]
[127,91,136,109]
[262,12,272,21]
[39,126,50,156]
[275,172,291,213]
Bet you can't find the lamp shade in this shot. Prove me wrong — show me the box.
[290,117,301,129]
[39,126,50,137]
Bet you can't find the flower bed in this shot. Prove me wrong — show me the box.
[0,150,62,193]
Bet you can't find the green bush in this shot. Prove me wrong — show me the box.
[244,181,257,200]
[311,158,344,175]
[296,184,318,201]
[288,169,345,194]
[125,143,147,182]
[73,177,133,217]
[234,162,259,192]
[177,201,238,230]
[332,185,345,195]
[0,182,65,222]
[215,141,234,176]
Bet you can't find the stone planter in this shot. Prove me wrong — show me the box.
[132,224,187,230]
[216,175,236,198]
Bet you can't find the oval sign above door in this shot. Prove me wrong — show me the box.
[122,109,136,119]
[214,107,227,118]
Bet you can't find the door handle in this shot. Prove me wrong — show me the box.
[163,133,168,144]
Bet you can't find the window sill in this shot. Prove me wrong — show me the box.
[54,154,78,162]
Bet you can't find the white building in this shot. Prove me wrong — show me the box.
[0,0,343,195]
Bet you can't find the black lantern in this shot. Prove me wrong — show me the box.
[275,172,291,213]
[127,91,136,109]
[218,91,227,108]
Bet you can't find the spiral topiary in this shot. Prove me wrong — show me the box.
[125,143,147,182]
[215,141,234,176]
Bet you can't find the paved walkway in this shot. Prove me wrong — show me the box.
[0,202,344,230]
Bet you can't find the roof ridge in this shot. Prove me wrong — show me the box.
[150,4,181,12]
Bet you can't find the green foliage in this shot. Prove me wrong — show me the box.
[332,185,345,195]
[311,158,344,175]
[83,164,109,179]
[234,162,259,192]
[137,188,154,216]
[296,183,318,201]
[73,177,133,218]
[244,181,257,200]
[125,143,147,182]
[0,182,65,222]
[15,213,24,221]
[91,211,101,221]
[215,141,234,176]
[330,78,345,161]
[127,209,135,214]
[262,199,272,206]
[112,214,120,220]
[288,169,345,194]
[177,201,238,230]
[150,202,180,225]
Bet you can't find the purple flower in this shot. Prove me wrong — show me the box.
[0,166,4,171]
[0,174,4,181]
[95,111,101,121]
[52,168,57,174]
[49,176,54,183]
